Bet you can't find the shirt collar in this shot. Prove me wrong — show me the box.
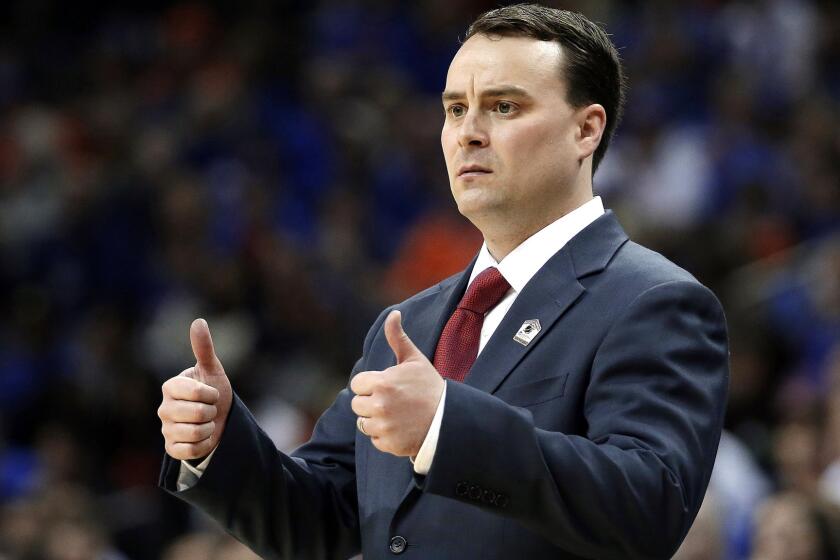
[468,196,606,292]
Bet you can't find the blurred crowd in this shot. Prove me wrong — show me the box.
[0,0,837,558]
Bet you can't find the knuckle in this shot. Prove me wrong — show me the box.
[188,385,202,401]
[192,440,208,456]
[378,380,394,396]
[373,400,388,416]
[379,420,392,435]
[189,424,203,441]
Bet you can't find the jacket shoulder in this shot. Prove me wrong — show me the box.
[600,240,711,299]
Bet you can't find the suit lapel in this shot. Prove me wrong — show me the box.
[402,257,475,362]
[466,249,583,394]
[466,211,629,394]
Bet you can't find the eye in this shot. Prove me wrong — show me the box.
[447,104,466,118]
[496,102,515,114]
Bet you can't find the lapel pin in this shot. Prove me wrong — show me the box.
[513,319,541,346]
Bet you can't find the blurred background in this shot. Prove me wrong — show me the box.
[0,0,838,558]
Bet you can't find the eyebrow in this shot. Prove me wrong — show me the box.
[441,85,533,102]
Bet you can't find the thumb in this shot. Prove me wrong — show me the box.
[384,310,422,364]
[190,318,220,373]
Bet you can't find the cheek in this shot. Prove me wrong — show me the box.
[500,122,567,173]
[441,129,457,173]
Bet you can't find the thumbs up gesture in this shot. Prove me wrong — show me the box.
[158,319,233,461]
[350,310,445,457]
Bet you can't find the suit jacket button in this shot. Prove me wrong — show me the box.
[494,494,509,508]
[468,485,482,500]
[455,481,469,497]
[482,489,496,504]
[389,536,407,554]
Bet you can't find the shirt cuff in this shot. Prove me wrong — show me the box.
[176,446,217,491]
[412,382,447,475]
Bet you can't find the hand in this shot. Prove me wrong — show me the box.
[350,310,445,457]
[158,319,233,461]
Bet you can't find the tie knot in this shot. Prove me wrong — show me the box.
[459,267,511,315]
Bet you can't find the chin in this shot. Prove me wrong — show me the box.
[454,196,501,224]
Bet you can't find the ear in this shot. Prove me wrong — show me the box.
[575,103,607,162]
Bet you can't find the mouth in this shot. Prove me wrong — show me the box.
[457,165,492,178]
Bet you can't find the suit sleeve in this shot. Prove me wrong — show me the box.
[158,308,392,560]
[419,280,729,560]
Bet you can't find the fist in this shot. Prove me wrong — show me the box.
[350,310,445,457]
[158,318,233,461]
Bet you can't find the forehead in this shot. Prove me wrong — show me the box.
[445,34,565,96]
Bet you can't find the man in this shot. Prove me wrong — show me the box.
[158,4,729,559]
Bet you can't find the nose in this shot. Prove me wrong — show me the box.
[457,109,489,149]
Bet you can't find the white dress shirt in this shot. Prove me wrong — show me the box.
[178,197,605,489]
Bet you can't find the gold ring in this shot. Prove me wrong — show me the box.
[356,416,369,436]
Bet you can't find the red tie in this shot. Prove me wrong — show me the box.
[433,267,511,382]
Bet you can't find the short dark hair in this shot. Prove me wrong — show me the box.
[465,3,627,173]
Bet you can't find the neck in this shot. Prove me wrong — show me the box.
[483,193,593,262]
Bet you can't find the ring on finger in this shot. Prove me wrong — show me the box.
[356,416,369,436]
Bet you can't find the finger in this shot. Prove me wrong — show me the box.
[351,395,378,418]
[163,421,215,443]
[357,416,383,438]
[160,400,218,423]
[166,438,217,461]
[190,318,218,370]
[178,366,198,380]
[350,371,380,396]
[383,310,422,364]
[162,376,219,404]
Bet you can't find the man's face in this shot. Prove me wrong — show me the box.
[441,35,584,231]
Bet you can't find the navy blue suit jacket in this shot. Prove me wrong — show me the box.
[159,211,729,559]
